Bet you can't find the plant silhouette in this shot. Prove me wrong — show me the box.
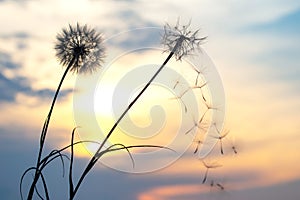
[19,20,230,200]
[69,20,206,199]
[23,23,105,200]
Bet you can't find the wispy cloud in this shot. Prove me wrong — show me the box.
[1,0,300,199]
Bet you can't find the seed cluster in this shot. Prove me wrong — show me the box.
[162,20,206,60]
[55,23,105,74]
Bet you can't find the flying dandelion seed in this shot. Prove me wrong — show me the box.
[55,23,106,74]
[173,77,183,89]
[201,160,222,184]
[185,115,203,135]
[193,139,203,154]
[190,64,207,86]
[229,137,238,154]
[232,144,238,154]
[212,124,230,155]
[190,82,207,100]
[216,183,225,190]
[198,100,219,125]
[209,180,225,194]
[169,87,191,113]
[173,80,180,89]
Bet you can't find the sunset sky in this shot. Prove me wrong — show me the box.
[0,0,300,199]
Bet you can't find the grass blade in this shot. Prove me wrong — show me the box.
[69,128,76,197]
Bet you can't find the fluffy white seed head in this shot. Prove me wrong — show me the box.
[55,23,106,74]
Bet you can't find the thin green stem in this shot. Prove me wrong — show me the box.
[26,57,75,200]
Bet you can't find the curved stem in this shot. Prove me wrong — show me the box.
[96,51,174,156]
[71,38,184,199]
[71,50,177,199]
[38,58,75,165]
[26,57,75,200]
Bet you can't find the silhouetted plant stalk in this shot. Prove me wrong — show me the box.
[70,20,206,199]
[24,23,105,200]
[26,59,74,200]
[22,20,207,200]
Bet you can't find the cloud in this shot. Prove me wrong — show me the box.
[245,8,300,35]
[0,51,72,102]
[232,179,300,200]
[0,51,20,69]
[0,71,72,103]
[1,1,300,200]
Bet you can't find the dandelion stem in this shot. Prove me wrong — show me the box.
[38,57,75,165]
[71,40,182,200]
[26,57,75,200]
[96,51,174,155]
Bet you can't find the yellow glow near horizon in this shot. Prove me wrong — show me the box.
[72,50,209,156]
[1,1,300,199]
[138,184,204,200]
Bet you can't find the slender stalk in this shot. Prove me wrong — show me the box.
[70,38,183,199]
[96,51,174,156]
[69,128,76,198]
[27,57,75,200]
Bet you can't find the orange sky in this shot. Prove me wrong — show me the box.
[0,0,300,199]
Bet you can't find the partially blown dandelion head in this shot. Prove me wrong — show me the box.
[162,20,207,60]
[55,23,105,74]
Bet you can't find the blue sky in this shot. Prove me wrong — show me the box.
[1,0,300,199]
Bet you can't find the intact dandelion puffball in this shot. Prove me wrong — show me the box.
[55,23,106,74]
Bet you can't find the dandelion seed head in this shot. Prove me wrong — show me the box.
[162,20,207,60]
[55,23,106,74]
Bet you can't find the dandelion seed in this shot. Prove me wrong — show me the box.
[201,160,222,184]
[55,23,105,74]
[191,64,207,86]
[185,114,205,135]
[169,88,190,113]
[229,137,238,154]
[212,124,230,155]
[210,180,215,188]
[191,82,207,90]
[209,180,226,193]
[191,82,207,102]
[216,183,225,190]
[198,101,218,125]
[173,80,180,89]
[173,77,182,89]
[232,145,238,154]
[162,19,206,60]
[185,118,199,135]
[202,92,207,102]
[193,139,203,154]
